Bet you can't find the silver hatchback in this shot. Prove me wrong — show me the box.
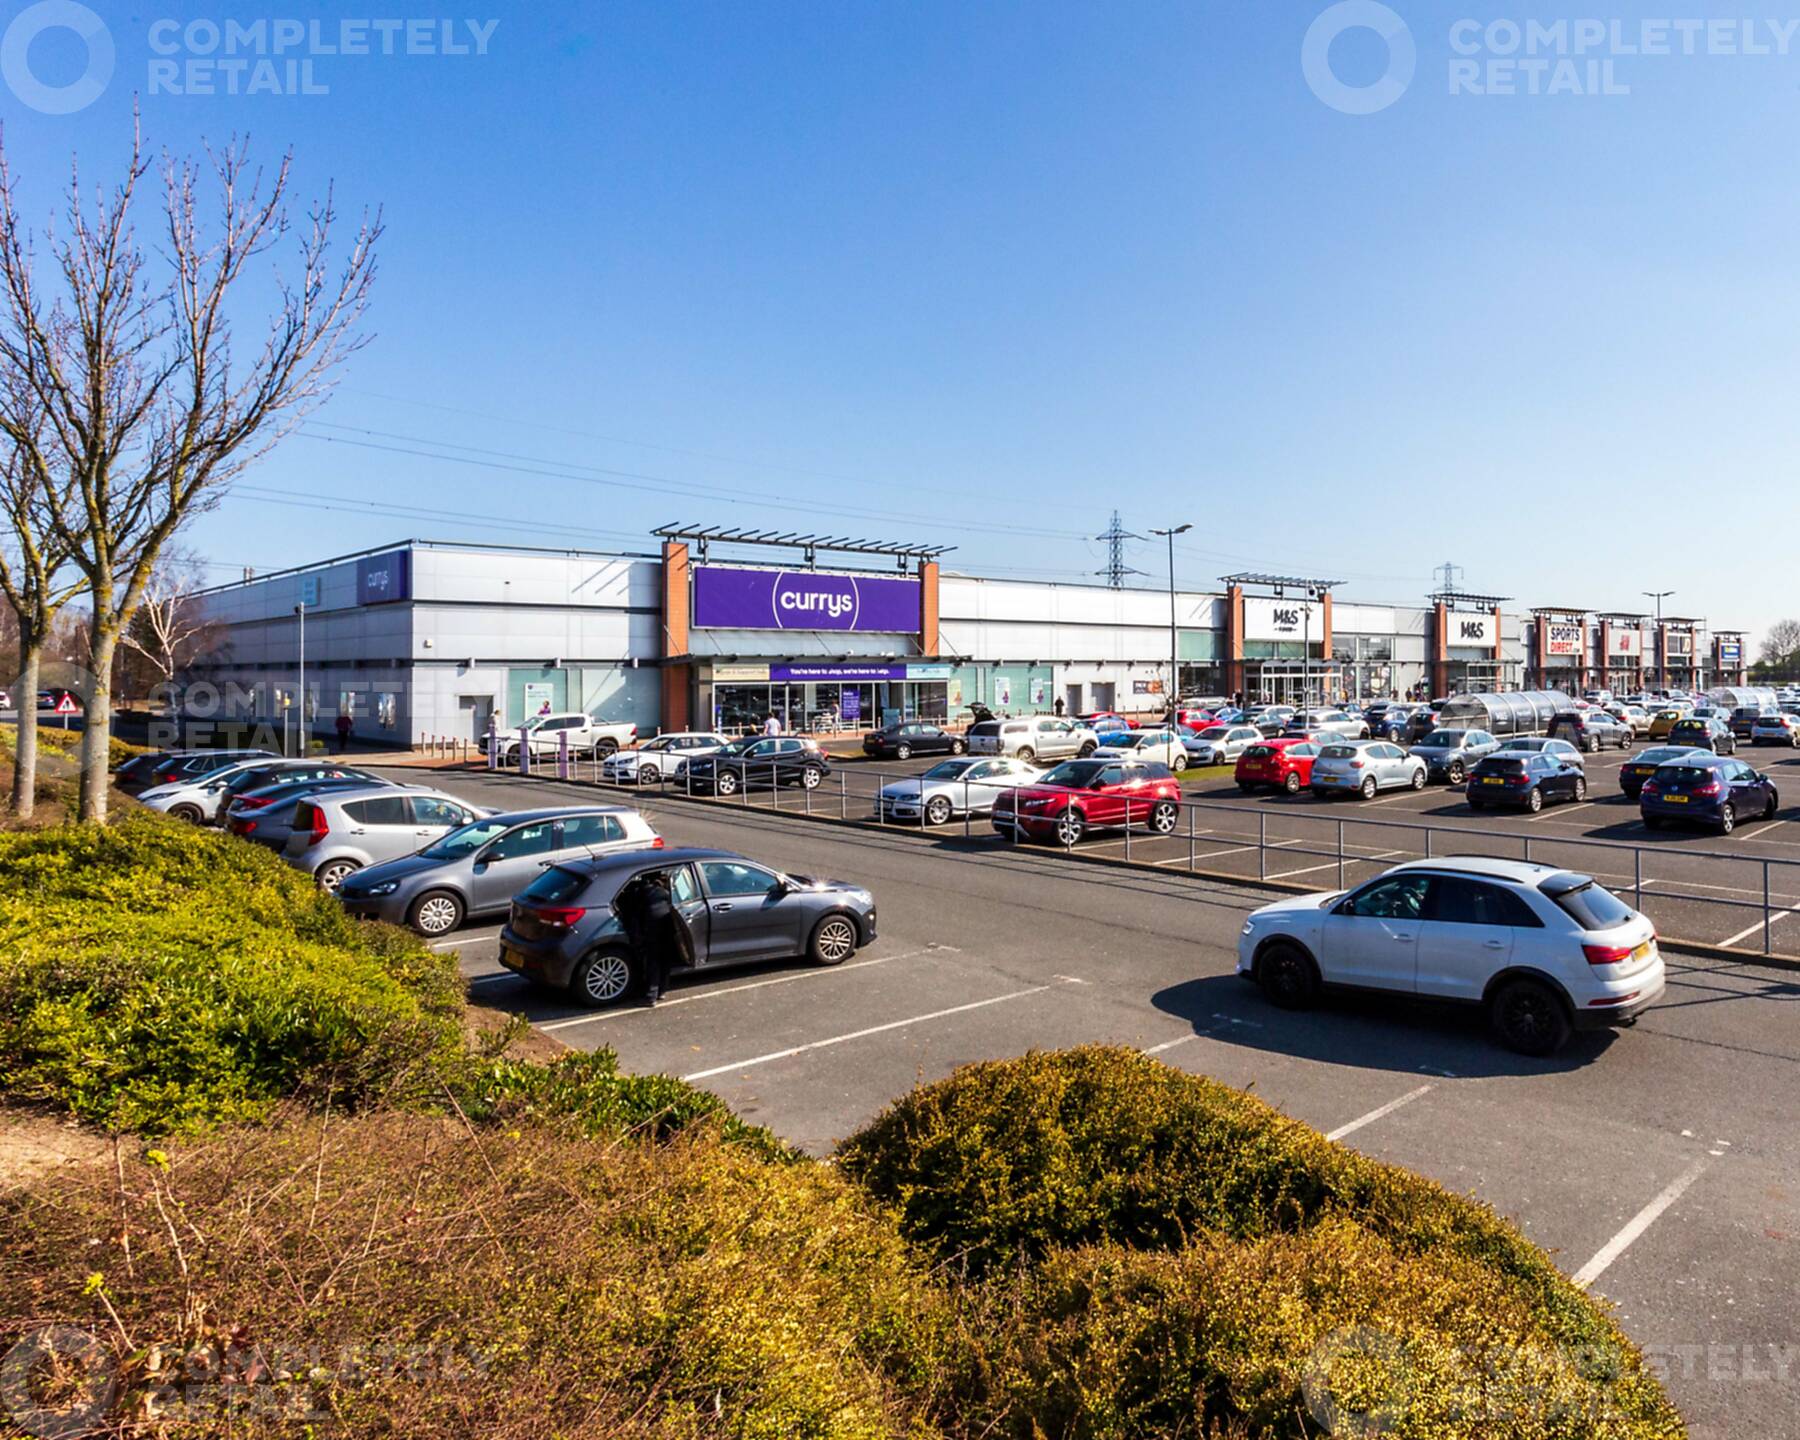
[1309,740,1427,799]
[284,785,493,892]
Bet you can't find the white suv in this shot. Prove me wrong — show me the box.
[500,712,637,762]
[966,716,1099,763]
[1236,857,1663,1055]
[600,732,732,784]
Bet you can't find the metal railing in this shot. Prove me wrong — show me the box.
[487,748,1800,960]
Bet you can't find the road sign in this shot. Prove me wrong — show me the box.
[54,693,77,715]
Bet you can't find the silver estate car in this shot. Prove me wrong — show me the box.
[335,805,663,935]
[600,732,732,784]
[1408,727,1501,784]
[1183,723,1264,767]
[965,716,1100,763]
[1286,709,1371,741]
[284,785,494,892]
[876,757,1045,825]
[1309,740,1427,799]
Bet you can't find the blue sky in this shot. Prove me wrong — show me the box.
[4,1,1796,645]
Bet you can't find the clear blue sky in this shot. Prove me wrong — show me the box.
[5,1,1796,647]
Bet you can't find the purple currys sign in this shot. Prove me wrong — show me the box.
[693,565,921,633]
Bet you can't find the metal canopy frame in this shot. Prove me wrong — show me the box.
[1530,606,1591,619]
[1429,588,1512,610]
[653,523,954,570]
[1218,571,1343,595]
[1597,612,1650,623]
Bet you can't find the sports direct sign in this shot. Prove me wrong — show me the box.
[692,566,921,632]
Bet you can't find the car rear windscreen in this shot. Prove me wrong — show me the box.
[1478,758,1525,774]
[968,722,1000,736]
[1243,745,1274,759]
[1548,879,1634,931]
[1321,744,1357,759]
[519,865,590,906]
[1661,766,1713,785]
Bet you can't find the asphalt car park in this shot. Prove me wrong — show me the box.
[370,762,1798,1440]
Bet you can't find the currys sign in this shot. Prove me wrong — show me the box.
[693,565,921,633]
[357,550,410,606]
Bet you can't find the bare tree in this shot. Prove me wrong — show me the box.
[119,547,218,697]
[1760,619,1800,667]
[0,117,379,819]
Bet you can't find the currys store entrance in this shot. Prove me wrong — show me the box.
[702,663,950,735]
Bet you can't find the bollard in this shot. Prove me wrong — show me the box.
[518,726,531,777]
[557,730,570,781]
[1258,811,1266,881]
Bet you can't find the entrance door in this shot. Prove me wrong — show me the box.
[1065,683,1084,715]
[1092,681,1116,712]
[459,695,494,742]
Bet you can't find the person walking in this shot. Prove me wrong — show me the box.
[618,871,694,1007]
[763,711,782,736]
[334,711,353,753]
[1053,696,1065,717]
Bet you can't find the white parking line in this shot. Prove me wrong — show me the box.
[1267,848,1406,881]
[1530,801,1594,823]
[1153,837,1303,867]
[1572,1157,1710,1290]
[432,931,503,951]
[1143,1033,1197,1055]
[1325,1084,1433,1141]
[538,945,960,1031]
[1719,907,1800,949]
[681,985,1050,1082]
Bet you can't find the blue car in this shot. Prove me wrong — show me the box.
[1639,753,1778,835]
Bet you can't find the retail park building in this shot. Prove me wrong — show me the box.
[193,532,1750,746]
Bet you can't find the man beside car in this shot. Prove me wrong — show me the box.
[617,870,694,1007]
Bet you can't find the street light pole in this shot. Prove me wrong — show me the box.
[1151,524,1192,713]
[295,602,306,757]
[1643,590,1673,691]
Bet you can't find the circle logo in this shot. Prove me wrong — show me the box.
[0,0,113,115]
[1302,1,1415,115]
[0,1327,117,1440]
[771,571,861,630]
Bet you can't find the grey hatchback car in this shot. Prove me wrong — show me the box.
[1408,727,1500,784]
[335,805,663,935]
[284,785,493,891]
[498,847,877,1006]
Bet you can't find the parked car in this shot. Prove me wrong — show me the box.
[140,758,374,825]
[1664,715,1736,755]
[1494,736,1585,770]
[1285,709,1370,741]
[1235,738,1323,795]
[285,785,493,892]
[1466,752,1587,812]
[600,732,732,784]
[1547,710,1632,753]
[1751,713,1800,748]
[875,756,1044,825]
[498,712,637,763]
[336,805,664,935]
[965,716,1100,764]
[1402,709,1440,744]
[1370,705,1414,742]
[1607,704,1652,736]
[991,757,1183,845]
[1308,740,1427,800]
[1731,706,1776,739]
[1647,708,1686,740]
[499,847,877,1006]
[1617,745,1704,799]
[113,750,187,792]
[684,736,829,795]
[1408,727,1500,784]
[1077,711,1138,733]
[1640,754,1777,834]
[1236,857,1664,1055]
[862,722,966,760]
[1182,723,1264,767]
[125,748,277,796]
[1093,727,1190,769]
[224,775,407,850]
[1245,705,1296,736]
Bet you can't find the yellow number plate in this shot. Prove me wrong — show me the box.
[1667,795,1688,803]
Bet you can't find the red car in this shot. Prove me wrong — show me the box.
[1078,710,1141,731]
[1235,737,1324,795]
[1173,706,1216,728]
[991,756,1183,845]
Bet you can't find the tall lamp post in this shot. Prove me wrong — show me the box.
[1643,590,1673,691]
[1151,524,1191,712]
[294,602,306,757]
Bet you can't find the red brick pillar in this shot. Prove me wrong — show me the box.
[1431,602,1448,698]
[660,540,691,735]
[919,560,939,657]
[1226,585,1245,701]
[1320,592,1335,697]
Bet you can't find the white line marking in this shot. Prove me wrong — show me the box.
[1531,801,1594,823]
[1152,836,1303,866]
[681,985,1049,1081]
[1267,848,1406,881]
[1572,1157,1711,1290]
[1719,907,1800,949]
[540,946,959,1031]
[1143,1034,1198,1055]
[1325,1084,1433,1141]
[432,932,503,950]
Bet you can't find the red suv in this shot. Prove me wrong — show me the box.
[991,757,1183,845]
[1235,737,1324,795]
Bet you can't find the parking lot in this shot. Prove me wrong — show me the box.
[369,758,1799,1440]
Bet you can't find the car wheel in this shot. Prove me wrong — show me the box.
[1447,761,1465,785]
[1359,776,1377,800]
[1257,942,1320,1010]
[409,889,464,937]
[596,740,620,759]
[715,771,740,796]
[1077,741,1098,757]
[1016,746,1036,763]
[168,803,204,824]
[1284,771,1303,795]
[1526,787,1544,813]
[1490,979,1571,1057]
[1573,777,1587,802]
[1766,791,1780,820]
[1055,808,1087,846]
[801,765,824,789]
[315,858,360,894]
[572,947,636,1007]
[1720,803,1736,835]
[925,795,953,826]
[809,913,859,966]
[895,743,912,760]
[1149,799,1179,834]
[638,763,661,785]
[949,739,966,756]
[1409,767,1427,791]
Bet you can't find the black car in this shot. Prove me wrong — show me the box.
[1466,752,1586,812]
[113,750,184,792]
[498,846,877,1006]
[683,736,830,796]
[126,748,279,793]
[1665,716,1735,755]
[1618,745,1704,799]
[862,722,965,761]
[216,760,382,810]
[1402,709,1439,744]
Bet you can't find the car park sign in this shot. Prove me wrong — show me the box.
[693,565,921,632]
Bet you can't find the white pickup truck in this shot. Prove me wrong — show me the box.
[499,712,637,762]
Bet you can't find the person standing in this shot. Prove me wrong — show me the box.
[618,872,694,1007]
[334,711,353,753]
[763,711,782,736]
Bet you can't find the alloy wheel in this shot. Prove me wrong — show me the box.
[812,916,857,964]
[414,894,461,936]
[1056,809,1085,845]
[716,772,739,795]
[581,952,632,1005]
[925,796,952,826]
[316,860,358,894]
